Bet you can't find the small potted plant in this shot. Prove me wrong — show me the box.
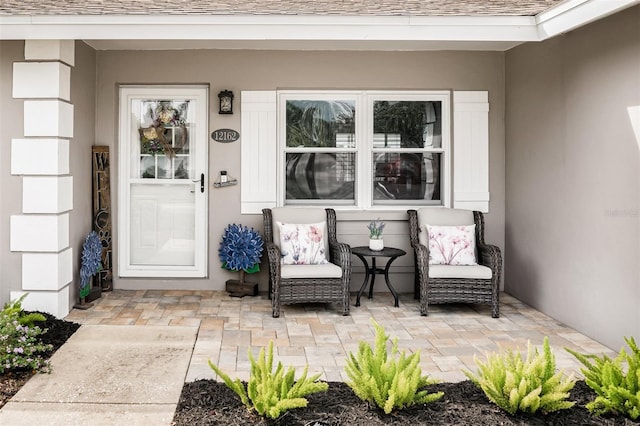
[219,224,264,297]
[367,218,385,251]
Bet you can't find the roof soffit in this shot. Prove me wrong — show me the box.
[0,0,638,50]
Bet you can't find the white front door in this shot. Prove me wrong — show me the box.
[118,86,208,277]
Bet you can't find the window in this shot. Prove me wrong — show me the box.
[282,95,358,204]
[279,91,450,208]
[371,96,446,206]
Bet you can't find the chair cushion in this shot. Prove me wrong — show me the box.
[428,264,492,279]
[277,221,329,265]
[281,263,343,279]
[426,224,477,266]
[271,208,330,256]
[417,208,474,247]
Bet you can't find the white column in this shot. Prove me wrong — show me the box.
[10,40,75,318]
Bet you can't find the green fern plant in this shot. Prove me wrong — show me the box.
[465,337,575,415]
[208,341,328,420]
[567,337,640,420]
[3,293,46,326]
[344,319,443,414]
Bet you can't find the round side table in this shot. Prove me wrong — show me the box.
[352,246,406,308]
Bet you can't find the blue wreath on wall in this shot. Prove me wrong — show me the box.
[218,224,264,282]
[80,231,102,299]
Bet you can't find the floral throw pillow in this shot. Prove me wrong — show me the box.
[277,221,329,265]
[425,224,477,266]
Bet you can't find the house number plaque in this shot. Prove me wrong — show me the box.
[211,128,239,143]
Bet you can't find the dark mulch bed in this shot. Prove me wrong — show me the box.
[0,312,80,409]
[173,379,640,426]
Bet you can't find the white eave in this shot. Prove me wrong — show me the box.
[536,0,640,38]
[0,0,638,51]
[0,15,539,42]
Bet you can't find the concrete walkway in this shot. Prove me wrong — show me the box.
[0,325,197,425]
[0,290,616,425]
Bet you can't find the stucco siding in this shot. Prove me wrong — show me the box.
[68,41,97,307]
[95,49,506,293]
[0,41,25,306]
[505,5,640,350]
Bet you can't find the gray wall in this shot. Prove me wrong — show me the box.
[95,49,506,293]
[0,41,24,306]
[505,5,640,350]
[68,41,97,307]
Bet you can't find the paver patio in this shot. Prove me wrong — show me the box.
[65,290,615,384]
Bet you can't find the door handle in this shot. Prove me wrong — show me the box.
[192,173,205,193]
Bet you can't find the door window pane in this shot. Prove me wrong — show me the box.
[286,100,356,148]
[140,156,156,178]
[373,153,441,203]
[286,153,355,202]
[373,101,442,148]
[135,100,193,179]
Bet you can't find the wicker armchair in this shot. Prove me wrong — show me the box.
[262,208,351,318]
[408,208,502,318]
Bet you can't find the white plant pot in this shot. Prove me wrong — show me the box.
[369,238,384,251]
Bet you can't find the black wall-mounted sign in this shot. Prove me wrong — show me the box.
[211,129,240,143]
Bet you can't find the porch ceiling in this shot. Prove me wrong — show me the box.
[0,0,638,51]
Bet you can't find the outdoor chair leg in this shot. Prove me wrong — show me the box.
[272,292,280,318]
[420,299,428,316]
[492,298,499,318]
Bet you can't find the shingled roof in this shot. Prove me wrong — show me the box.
[0,0,565,17]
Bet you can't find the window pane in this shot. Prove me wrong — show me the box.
[372,153,441,203]
[140,156,155,178]
[135,99,193,179]
[174,156,189,179]
[157,156,171,179]
[373,101,442,148]
[286,153,355,202]
[286,100,356,148]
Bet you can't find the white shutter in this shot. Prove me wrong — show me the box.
[453,91,490,213]
[240,91,277,214]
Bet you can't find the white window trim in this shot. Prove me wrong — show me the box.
[277,90,451,211]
